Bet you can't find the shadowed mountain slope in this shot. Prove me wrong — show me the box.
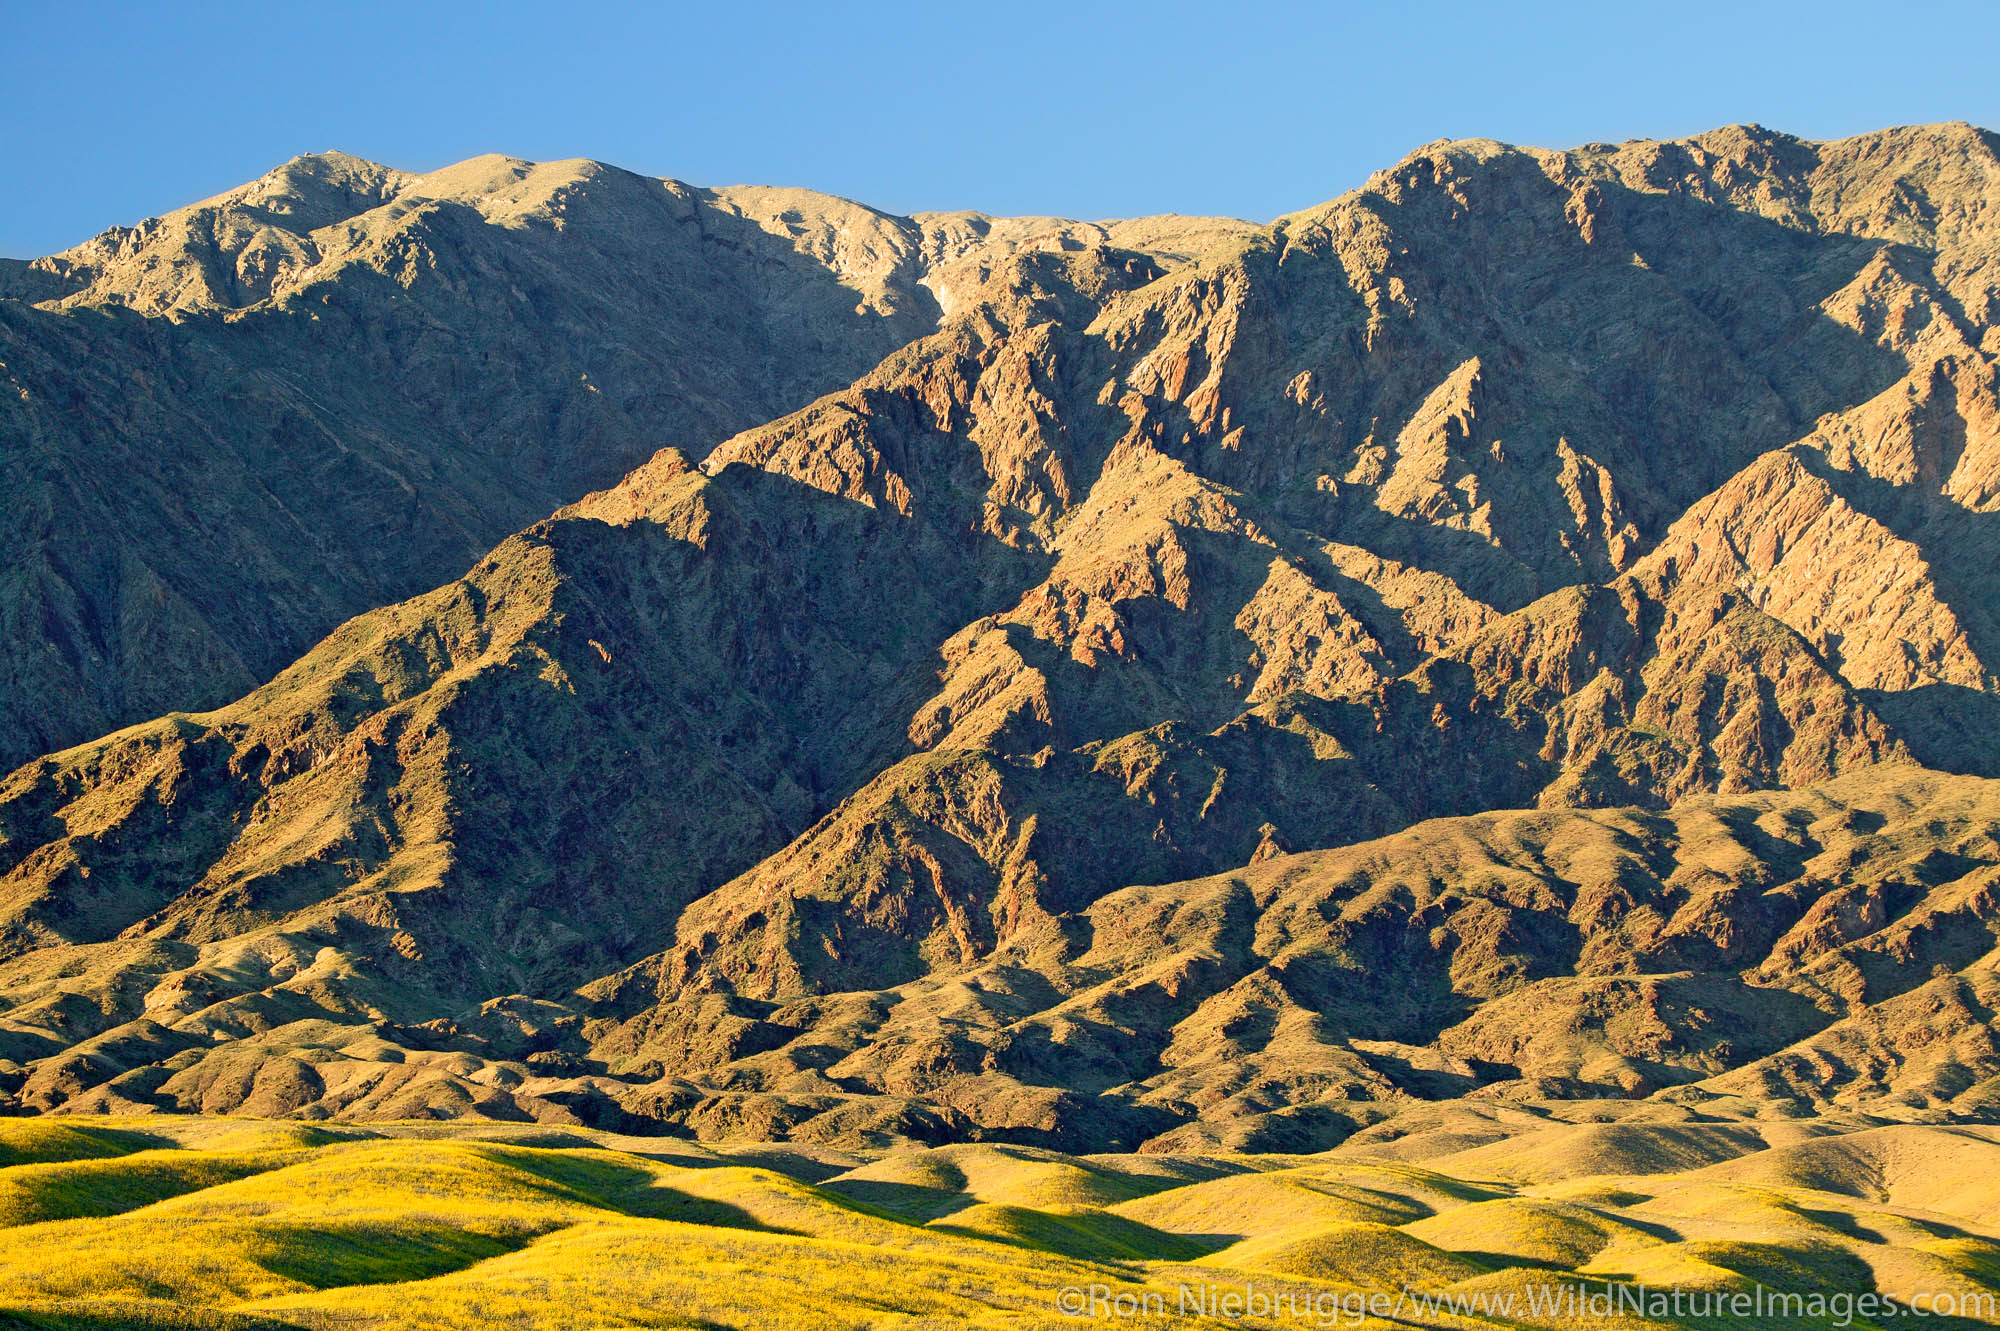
[0,151,1253,767]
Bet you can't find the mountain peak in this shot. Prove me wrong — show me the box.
[271,147,397,178]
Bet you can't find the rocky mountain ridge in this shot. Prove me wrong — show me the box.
[0,149,1252,768]
[1,122,1997,1149]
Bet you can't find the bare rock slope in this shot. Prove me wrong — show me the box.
[2,123,1999,1148]
[0,151,1252,767]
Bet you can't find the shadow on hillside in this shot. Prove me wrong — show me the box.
[821,1177,976,1222]
[473,1147,798,1235]
[1865,683,2000,777]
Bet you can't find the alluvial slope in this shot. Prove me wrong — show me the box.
[1,124,1999,1149]
[0,151,1254,768]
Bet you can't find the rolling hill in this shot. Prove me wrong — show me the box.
[0,1114,1994,1329]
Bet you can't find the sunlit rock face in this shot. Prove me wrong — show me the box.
[3,124,2000,1151]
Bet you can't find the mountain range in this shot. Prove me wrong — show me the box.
[2,122,1998,1152]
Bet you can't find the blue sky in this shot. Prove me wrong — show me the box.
[3,0,1996,257]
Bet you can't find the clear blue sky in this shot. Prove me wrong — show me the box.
[4,0,1996,258]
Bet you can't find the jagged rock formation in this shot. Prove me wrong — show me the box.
[0,151,1252,768]
[2,123,1999,1149]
